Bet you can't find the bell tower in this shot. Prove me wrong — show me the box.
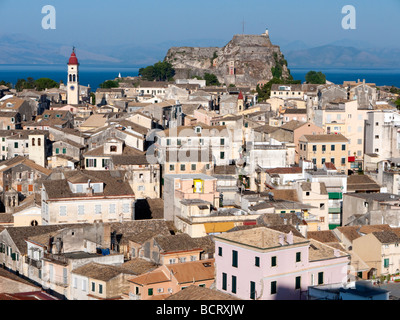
[67,47,79,105]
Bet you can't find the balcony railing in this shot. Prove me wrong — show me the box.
[25,256,42,269]
[43,253,68,266]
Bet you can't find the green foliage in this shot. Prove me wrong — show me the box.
[99,80,119,89]
[14,77,59,92]
[0,80,12,88]
[90,92,96,105]
[139,61,175,81]
[389,86,400,94]
[204,73,220,86]
[256,77,301,102]
[305,71,326,84]
[34,78,59,91]
[394,98,400,108]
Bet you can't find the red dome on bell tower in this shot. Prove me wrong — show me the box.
[68,47,79,65]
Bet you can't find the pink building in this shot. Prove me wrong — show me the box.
[214,227,350,300]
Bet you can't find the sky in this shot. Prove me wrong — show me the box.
[0,0,399,49]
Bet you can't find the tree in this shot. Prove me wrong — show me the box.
[0,80,12,88]
[99,80,119,89]
[139,61,175,81]
[256,77,301,101]
[204,73,220,86]
[305,71,326,84]
[35,78,59,91]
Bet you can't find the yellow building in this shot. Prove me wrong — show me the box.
[298,134,349,172]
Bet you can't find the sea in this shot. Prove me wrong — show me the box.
[0,64,400,90]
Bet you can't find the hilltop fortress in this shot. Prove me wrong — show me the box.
[165,29,291,87]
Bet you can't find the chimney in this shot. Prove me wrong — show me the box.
[278,234,285,246]
[286,231,293,245]
[334,249,341,257]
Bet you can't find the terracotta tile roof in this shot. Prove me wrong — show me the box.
[216,227,307,249]
[308,239,349,261]
[166,259,215,284]
[0,155,52,176]
[128,270,170,286]
[300,133,348,143]
[120,258,158,275]
[265,167,302,175]
[372,230,400,244]
[347,174,381,191]
[336,226,362,242]
[72,262,135,281]
[154,233,203,253]
[307,230,340,243]
[165,285,241,300]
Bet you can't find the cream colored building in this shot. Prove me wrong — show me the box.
[298,134,349,172]
[353,231,400,278]
[296,181,329,231]
[41,171,135,225]
[314,100,369,170]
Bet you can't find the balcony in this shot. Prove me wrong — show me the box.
[129,292,141,300]
[43,253,68,266]
[25,256,42,269]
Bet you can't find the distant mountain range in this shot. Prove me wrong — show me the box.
[0,33,399,69]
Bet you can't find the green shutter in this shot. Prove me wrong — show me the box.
[250,281,256,299]
[271,281,277,294]
[148,288,153,296]
[295,276,301,289]
[231,275,237,294]
[318,272,324,284]
[86,159,89,168]
[94,159,97,167]
[222,273,227,291]
[232,250,238,267]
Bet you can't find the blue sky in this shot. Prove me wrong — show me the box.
[0,0,399,48]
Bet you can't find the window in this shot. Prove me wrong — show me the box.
[148,288,153,296]
[167,139,171,146]
[86,159,97,168]
[91,282,95,292]
[218,247,222,257]
[320,203,325,210]
[220,138,225,146]
[56,148,59,154]
[38,138,41,146]
[342,144,346,151]
[341,157,346,165]
[271,256,277,267]
[99,284,103,294]
[321,158,325,165]
[180,164,186,171]
[296,252,301,262]
[250,281,256,300]
[322,145,326,152]
[78,205,85,215]
[32,138,35,146]
[222,273,227,291]
[231,275,237,294]
[318,272,324,285]
[255,256,260,267]
[14,142,18,149]
[169,258,176,264]
[109,204,116,214]
[232,250,238,268]
[384,258,389,268]
[312,145,317,152]
[62,148,66,154]
[169,164,175,171]
[295,276,301,290]
[330,157,335,164]
[270,281,277,295]
[331,145,335,151]
[95,205,102,215]
[177,139,181,146]
[123,203,130,213]
[59,206,67,216]
[191,164,196,171]
[220,152,225,160]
